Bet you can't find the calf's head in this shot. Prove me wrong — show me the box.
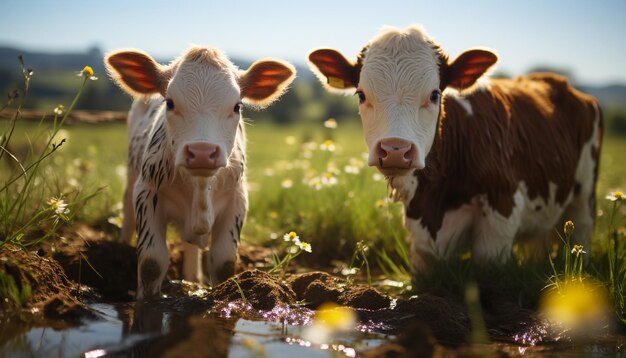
[106,47,295,176]
[308,25,497,177]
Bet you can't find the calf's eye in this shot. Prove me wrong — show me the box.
[234,102,242,113]
[430,90,441,103]
[356,90,366,104]
[166,98,175,110]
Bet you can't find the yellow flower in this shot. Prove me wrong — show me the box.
[606,191,624,202]
[356,241,369,254]
[53,104,65,116]
[314,303,356,329]
[48,197,70,219]
[564,220,575,236]
[285,136,296,145]
[303,302,356,344]
[571,245,586,255]
[283,231,299,242]
[306,176,323,190]
[281,179,293,188]
[540,279,609,331]
[77,66,98,80]
[82,66,93,76]
[320,139,336,152]
[321,172,338,186]
[297,241,312,253]
[324,118,338,129]
[107,214,123,228]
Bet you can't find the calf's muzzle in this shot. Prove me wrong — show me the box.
[370,138,417,176]
[183,142,222,175]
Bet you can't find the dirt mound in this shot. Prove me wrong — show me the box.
[341,285,391,310]
[287,271,392,309]
[288,271,343,306]
[211,269,296,310]
[0,244,92,325]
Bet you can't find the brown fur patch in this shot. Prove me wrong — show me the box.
[407,73,599,238]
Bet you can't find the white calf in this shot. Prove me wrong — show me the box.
[106,47,295,299]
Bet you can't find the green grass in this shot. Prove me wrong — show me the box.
[243,121,406,266]
[2,109,625,321]
[0,72,101,249]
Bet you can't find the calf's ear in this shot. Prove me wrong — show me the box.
[308,49,359,94]
[239,59,296,108]
[441,49,498,91]
[105,50,169,97]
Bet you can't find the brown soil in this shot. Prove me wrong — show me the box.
[211,269,296,311]
[0,244,93,326]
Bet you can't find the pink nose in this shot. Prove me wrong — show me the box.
[184,143,220,170]
[375,138,416,169]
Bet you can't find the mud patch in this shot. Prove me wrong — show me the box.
[0,244,92,325]
[4,227,622,356]
[287,271,391,310]
[211,269,296,311]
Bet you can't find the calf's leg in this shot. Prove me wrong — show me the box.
[205,190,247,286]
[134,184,169,299]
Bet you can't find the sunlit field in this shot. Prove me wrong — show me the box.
[2,118,624,266]
[2,106,626,355]
[0,119,407,265]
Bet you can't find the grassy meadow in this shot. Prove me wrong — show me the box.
[2,118,624,255]
[1,102,625,322]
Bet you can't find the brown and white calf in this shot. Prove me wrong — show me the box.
[309,25,602,272]
[106,47,295,299]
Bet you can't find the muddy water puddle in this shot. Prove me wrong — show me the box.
[2,239,625,357]
[1,301,388,357]
[4,301,625,357]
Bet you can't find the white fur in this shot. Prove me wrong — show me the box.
[166,58,241,170]
[126,95,247,299]
[110,47,295,299]
[359,25,441,169]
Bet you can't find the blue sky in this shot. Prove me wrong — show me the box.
[1,0,625,85]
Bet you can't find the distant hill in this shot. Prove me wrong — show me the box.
[579,84,626,110]
[0,45,624,122]
[0,46,106,73]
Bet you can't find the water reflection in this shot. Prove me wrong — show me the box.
[2,297,625,357]
[0,298,374,357]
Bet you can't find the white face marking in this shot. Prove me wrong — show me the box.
[166,58,242,173]
[358,26,442,170]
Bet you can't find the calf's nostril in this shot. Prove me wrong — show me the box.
[209,147,219,160]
